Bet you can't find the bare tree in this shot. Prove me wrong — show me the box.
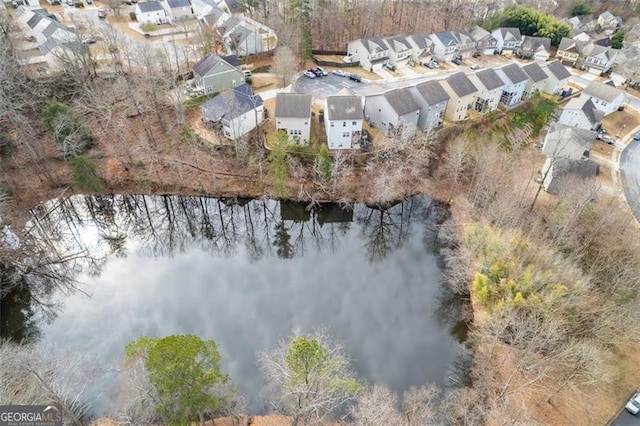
[349,384,402,426]
[272,45,298,88]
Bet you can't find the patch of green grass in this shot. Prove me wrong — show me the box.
[252,65,271,73]
[184,92,217,109]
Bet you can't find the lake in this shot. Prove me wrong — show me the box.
[6,194,465,415]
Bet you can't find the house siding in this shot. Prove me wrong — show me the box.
[196,65,245,94]
[324,117,363,150]
[276,116,311,144]
[221,106,264,140]
[558,109,596,130]
[579,93,625,115]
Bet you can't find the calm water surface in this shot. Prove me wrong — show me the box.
[13,195,464,414]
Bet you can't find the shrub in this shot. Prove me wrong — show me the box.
[43,101,95,160]
[129,11,136,20]
[0,130,15,156]
[74,1,84,7]
[72,155,104,191]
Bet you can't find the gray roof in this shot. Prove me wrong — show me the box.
[470,25,491,42]
[275,93,312,119]
[407,33,432,50]
[325,96,363,121]
[384,88,420,115]
[384,35,412,53]
[199,9,225,28]
[444,72,478,97]
[582,81,624,103]
[545,158,599,193]
[193,53,235,77]
[520,36,551,53]
[499,64,528,84]
[219,0,242,13]
[202,83,263,121]
[545,61,571,80]
[522,62,548,82]
[137,1,165,12]
[413,80,449,105]
[167,0,190,8]
[499,27,521,40]
[432,31,459,47]
[565,97,603,126]
[558,37,587,53]
[544,122,594,155]
[474,68,504,90]
[26,13,43,29]
[355,36,388,54]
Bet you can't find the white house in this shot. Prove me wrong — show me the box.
[582,45,618,75]
[135,1,168,24]
[564,14,597,34]
[201,83,264,140]
[542,61,571,95]
[541,157,599,193]
[470,25,498,55]
[492,27,522,53]
[454,30,477,59]
[598,11,622,29]
[406,33,434,64]
[275,93,312,144]
[556,37,588,66]
[365,88,420,141]
[580,81,626,115]
[220,15,278,57]
[542,122,594,160]
[439,72,478,122]
[162,0,193,22]
[324,95,364,150]
[495,64,528,107]
[384,35,413,68]
[558,97,603,131]
[347,37,389,71]
[521,62,549,98]
[518,36,551,62]
[409,80,450,132]
[430,31,460,62]
[468,68,504,114]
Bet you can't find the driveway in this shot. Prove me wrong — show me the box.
[610,407,640,425]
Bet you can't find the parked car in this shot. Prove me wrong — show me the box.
[426,60,439,69]
[82,38,96,45]
[312,68,324,77]
[348,73,362,82]
[601,135,616,145]
[332,69,347,77]
[452,58,462,65]
[86,0,92,4]
[470,64,480,70]
[242,70,252,78]
[304,70,316,79]
[633,131,640,141]
[66,0,73,5]
[626,392,640,415]
[97,9,106,18]
[316,67,328,76]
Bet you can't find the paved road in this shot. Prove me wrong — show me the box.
[621,137,640,222]
[610,405,640,425]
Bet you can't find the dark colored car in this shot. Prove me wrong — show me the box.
[348,73,362,82]
[312,68,324,77]
[634,131,640,141]
[452,58,462,65]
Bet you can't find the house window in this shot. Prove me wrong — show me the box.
[352,121,357,125]
[343,122,346,126]
[342,132,350,137]
[331,123,334,127]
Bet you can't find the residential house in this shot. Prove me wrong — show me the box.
[135,1,168,24]
[384,35,413,68]
[468,68,504,114]
[409,80,450,131]
[406,33,434,65]
[364,88,420,141]
[541,157,599,193]
[470,25,498,55]
[518,36,551,62]
[557,97,603,130]
[542,61,571,95]
[556,37,587,66]
[162,0,193,23]
[220,15,277,57]
[564,15,597,34]
[12,6,84,72]
[217,0,243,14]
[495,64,528,107]
[542,122,594,160]
[521,62,549,98]
[594,36,612,47]
[324,95,364,150]
[201,83,264,140]
[347,37,389,71]
[194,1,225,22]
[598,11,622,29]
[275,93,312,144]
[430,31,460,62]
[491,27,522,53]
[572,31,591,42]
[454,30,477,59]
[439,72,478,121]
[192,53,245,94]
[580,81,626,115]
[582,45,618,74]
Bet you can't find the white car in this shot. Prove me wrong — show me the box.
[332,69,347,77]
[626,392,640,415]
[303,70,316,79]
[317,67,328,76]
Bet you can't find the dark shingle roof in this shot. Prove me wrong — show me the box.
[193,53,235,77]
[414,80,449,105]
[137,1,164,12]
[499,64,528,84]
[522,62,549,82]
[546,158,599,193]
[275,93,312,118]
[384,88,420,116]
[433,31,459,47]
[167,0,190,8]
[444,72,478,97]
[26,13,42,29]
[520,36,551,53]
[326,96,363,121]
[474,68,504,90]
[202,83,263,121]
[545,61,571,80]
[499,27,521,40]
[222,54,240,67]
[384,35,411,53]
[407,33,432,50]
